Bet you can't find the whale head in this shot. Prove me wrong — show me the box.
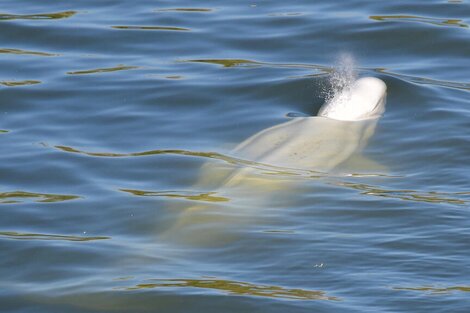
[318,77,387,121]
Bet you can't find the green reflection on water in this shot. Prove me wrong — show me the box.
[111,25,190,31]
[181,58,330,73]
[156,8,213,12]
[55,145,233,160]
[120,189,229,203]
[370,15,468,28]
[67,65,138,75]
[339,182,468,205]
[0,48,57,56]
[0,11,76,20]
[164,75,184,79]
[268,12,304,17]
[121,278,340,301]
[0,231,109,241]
[187,59,259,68]
[0,80,41,87]
[394,285,470,294]
[0,191,80,204]
[0,130,9,133]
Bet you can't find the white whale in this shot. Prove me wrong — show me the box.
[162,77,387,245]
[231,76,387,172]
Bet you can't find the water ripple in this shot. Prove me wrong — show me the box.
[394,285,470,294]
[53,145,318,176]
[118,278,340,301]
[53,145,398,180]
[370,15,468,28]
[111,25,190,31]
[338,182,469,205]
[0,48,57,56]
[120,189,229,202]
[0,191,81,204]
[0,231,109,242]
[180,58,329,72]
[155,8,213,13]
[67,65,138,75]
[0,80,41,87]
[181,59,470,92]
[375,68,470,91]
[0,11,76,21]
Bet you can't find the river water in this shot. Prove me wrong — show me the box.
[1,1,470,312]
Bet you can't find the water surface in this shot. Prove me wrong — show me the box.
[1,1,470,312]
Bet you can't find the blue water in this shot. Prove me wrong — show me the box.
[1,1,470,312]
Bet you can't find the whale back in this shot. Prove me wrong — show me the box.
[318,77,387,121]
[232,117,378,173]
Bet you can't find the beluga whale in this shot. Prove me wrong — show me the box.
[162,71,387,246]
[230,76,387,173]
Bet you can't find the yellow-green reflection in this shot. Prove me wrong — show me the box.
[156,8,213,12]
[0,48,57,56]
[262,229,296,234]
[120,189,229,202]
[165,75,184,79]
[268,12,303,17]
[181,58,330,72]
[0,231,109,241]
[0,130,9,133]
[0,80,41,87]
[111,25,189,31]
[184,59,261,68]
[394,285,470,294]
[0,191,80,204]
[0,11,76,20]
[338,182,468,205]
[67,65,138,75]
[370,15,468,28]
[121,278,340,301]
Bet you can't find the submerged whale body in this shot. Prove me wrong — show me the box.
[163,77,387,245]
[229,77,387,173]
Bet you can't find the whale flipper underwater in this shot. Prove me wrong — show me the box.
[162,76,387,245]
